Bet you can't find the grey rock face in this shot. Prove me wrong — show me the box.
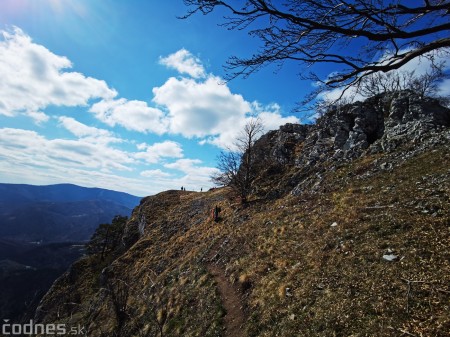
[377,91,450,152]
[251,91,450,197]
[254,123,311,166]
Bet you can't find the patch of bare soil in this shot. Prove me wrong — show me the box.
[207,243,246,337]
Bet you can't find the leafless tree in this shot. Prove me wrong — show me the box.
[359,70,413,97]
[359,61,448,98]
[106,278,130,335]
[211,118,264,202]
[183,0,450,98]
[409,62,449,99]
[212,150,241,187]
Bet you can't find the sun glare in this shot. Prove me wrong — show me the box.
[47,0,65,13]
[1,0,27,14]
[47,0,89,18]
[0,0,89,18]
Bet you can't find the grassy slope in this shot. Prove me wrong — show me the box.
[228,146,449,337]
[34,144,449,337]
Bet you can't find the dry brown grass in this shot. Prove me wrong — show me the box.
[35,145,449,337]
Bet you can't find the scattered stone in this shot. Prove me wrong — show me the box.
[316,283,325,290]
[382,247,400,261]
[383,253,398,261]
[380,162,391,170]
[285,287,292,297]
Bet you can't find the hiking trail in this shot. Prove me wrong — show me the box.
[206,241,246,337]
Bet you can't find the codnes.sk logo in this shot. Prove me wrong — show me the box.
[2,320,85,335]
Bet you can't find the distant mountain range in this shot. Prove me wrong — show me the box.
[0,183,141,242]
[0,183,142,323]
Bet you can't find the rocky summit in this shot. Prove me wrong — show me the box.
[32,92,449,337]
[252,91,450,198]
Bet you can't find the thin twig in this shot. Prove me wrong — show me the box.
[388,326,417,336]
[401,278,429,314]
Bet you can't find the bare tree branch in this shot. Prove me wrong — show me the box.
[211,118,264,203]
[182,0,450,98]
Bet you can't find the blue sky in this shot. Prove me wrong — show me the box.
[0,0,448,197]
[0,0,304,196]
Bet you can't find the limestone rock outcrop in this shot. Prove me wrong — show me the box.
[251,91,450,197]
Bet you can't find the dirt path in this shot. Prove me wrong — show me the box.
[206,243,246,337]
[207,263,246,337]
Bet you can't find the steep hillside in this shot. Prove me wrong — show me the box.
[0,184,140,327]
[32,92,449,337]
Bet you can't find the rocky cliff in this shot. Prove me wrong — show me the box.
[252,90,449,197]
[31,92,449,337]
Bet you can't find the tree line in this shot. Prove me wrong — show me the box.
[86,215,128,260]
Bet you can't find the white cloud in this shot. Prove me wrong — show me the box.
[136,142,148,151]
[58,116,122,143]
[153,51,300,148]
[152,75,252,138]
[321,50,450,102]
[135,140,184,164]
[0,126,214,196]
[0,127,134,173]
[159,49,206,78]
[84,67,297,149]
[252,101,299,130]
[140,169,172,178]
[439,78,450,97]
[138,158,219,192]
[164,158,219,179]
[90,98,168,134]
[164,158,219,189]
[0,27,117,119]
[200,101,299,149]
[28,111,50,124]
[164,158,202,171]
